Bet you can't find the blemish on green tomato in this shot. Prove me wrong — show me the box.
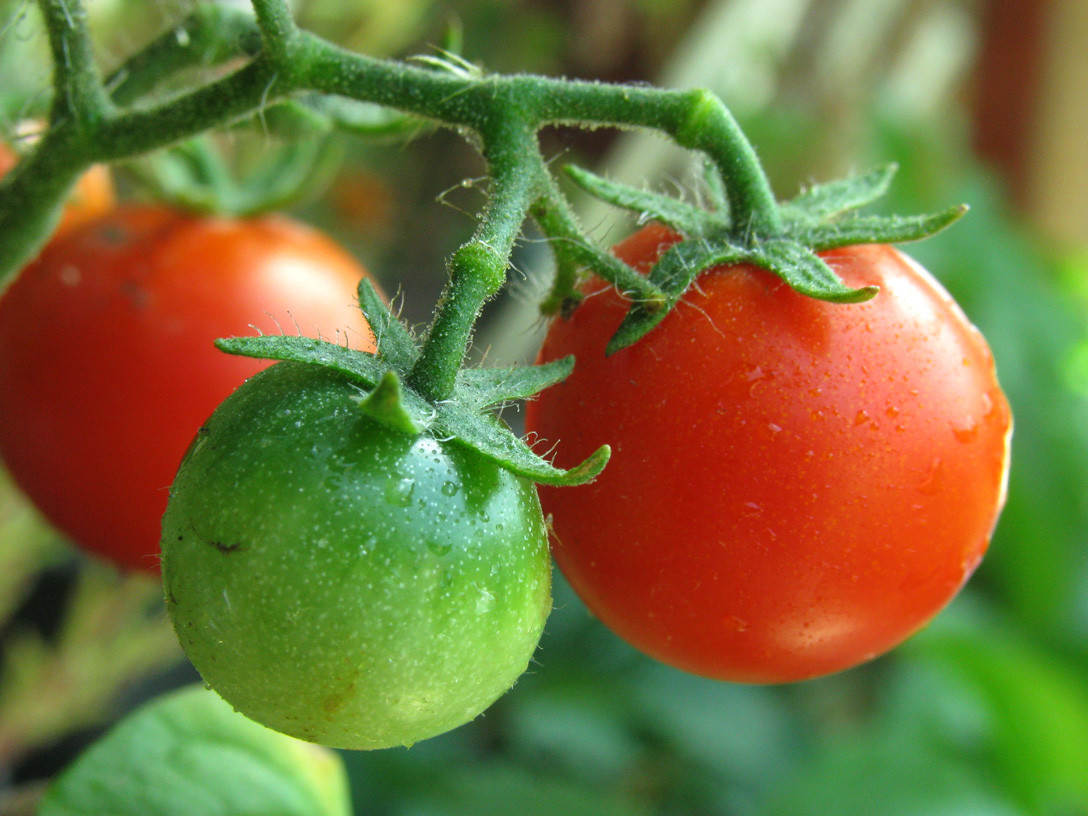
[162,362,551,750]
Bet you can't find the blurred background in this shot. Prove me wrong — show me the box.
[2,0,1087,813]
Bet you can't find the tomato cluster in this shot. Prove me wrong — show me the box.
[526,224,1012,683]
[0,205,375,571]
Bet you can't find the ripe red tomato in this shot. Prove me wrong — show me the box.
[0,206,376,572]
[526,223,1012,683]
[0,142,114,237]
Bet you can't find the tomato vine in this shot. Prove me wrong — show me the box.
[0,0,1006,755]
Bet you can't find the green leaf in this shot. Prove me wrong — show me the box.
[454,357,575,410]
[356,279,419,371]
[781,164,897,221]
[355,370,429,435]
[564,164,726,238]
[402,762,649,816]
[214,335,386,387]
[37,685,351,816]
[606,239,746,354]
[800,205,968,250]
[750,240,878,303]
[911,620,1088,814]
[434,402,610,486]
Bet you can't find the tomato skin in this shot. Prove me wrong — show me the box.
[0,206,375,571]
[526,224,1012,683]
[162,362,551,750]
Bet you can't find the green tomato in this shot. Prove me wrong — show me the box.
[161,362,551,750]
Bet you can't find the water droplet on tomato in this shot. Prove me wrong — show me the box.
[426,539,451,556]
[917,458,943,495]
[952,418,979,443]
[476,587,495,614]
[726,615,749,632]
[385,477,415,506]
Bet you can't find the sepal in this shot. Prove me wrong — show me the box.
[749,240,878,303]
[356,279,418,369]
[216,316,603,484]
[434,401,610,486]
[354,370,430,435]
[564,165,727,239]
[215,336,385,387]
[782,164,897,222]
[454,357,575,410]
[798,205,968,250]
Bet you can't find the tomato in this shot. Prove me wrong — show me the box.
[161,362,551,750]
[525,223,1012,683]
[0,206,376,571]
[0,141,114,237]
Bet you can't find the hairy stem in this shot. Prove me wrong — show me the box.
[408,114,541,402]
[3,4,787,388]
[38,0,111,126]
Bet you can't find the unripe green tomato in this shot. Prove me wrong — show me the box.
[162,362,551,750]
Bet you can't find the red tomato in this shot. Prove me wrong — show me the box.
[0,142,114,237]
[0,206,376,572]
[526,223,1011,683]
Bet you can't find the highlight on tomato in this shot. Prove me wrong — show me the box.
[0,206,376,571]
[526,223,1012,683]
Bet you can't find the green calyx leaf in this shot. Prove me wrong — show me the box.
[781,164,897,221]
[564,161,965,353]
[215,281,604,486]
[355,371,429,435]
[564,164,728,239]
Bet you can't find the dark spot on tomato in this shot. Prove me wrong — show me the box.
[210,540,246,553]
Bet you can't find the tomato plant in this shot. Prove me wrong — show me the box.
[0,206,375,571]
[526,224,1012,683]
[162,361,551,750]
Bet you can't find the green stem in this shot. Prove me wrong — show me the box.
[4,6,787,373]
[38,0,111,126]
[0,127,85,286]
[530,178,665,313]
[106,5,263,106]
[250,0,299,66]
[516,80,781,234]
[407,115,541,402]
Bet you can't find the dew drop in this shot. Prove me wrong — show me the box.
[917,458,943,495]
[952,418,979,443]
[426,539,452,557]
[476,587,495,614]
[441,481,460,497]
[386,477,415,507]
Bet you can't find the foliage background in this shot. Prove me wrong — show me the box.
[1,0,1086,814]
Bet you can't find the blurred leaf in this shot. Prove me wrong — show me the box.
[399,763,650,816]
[504,681,643,782]
[758,730,1020,816]
[909,615,1088,815]
[37,685,351,816]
